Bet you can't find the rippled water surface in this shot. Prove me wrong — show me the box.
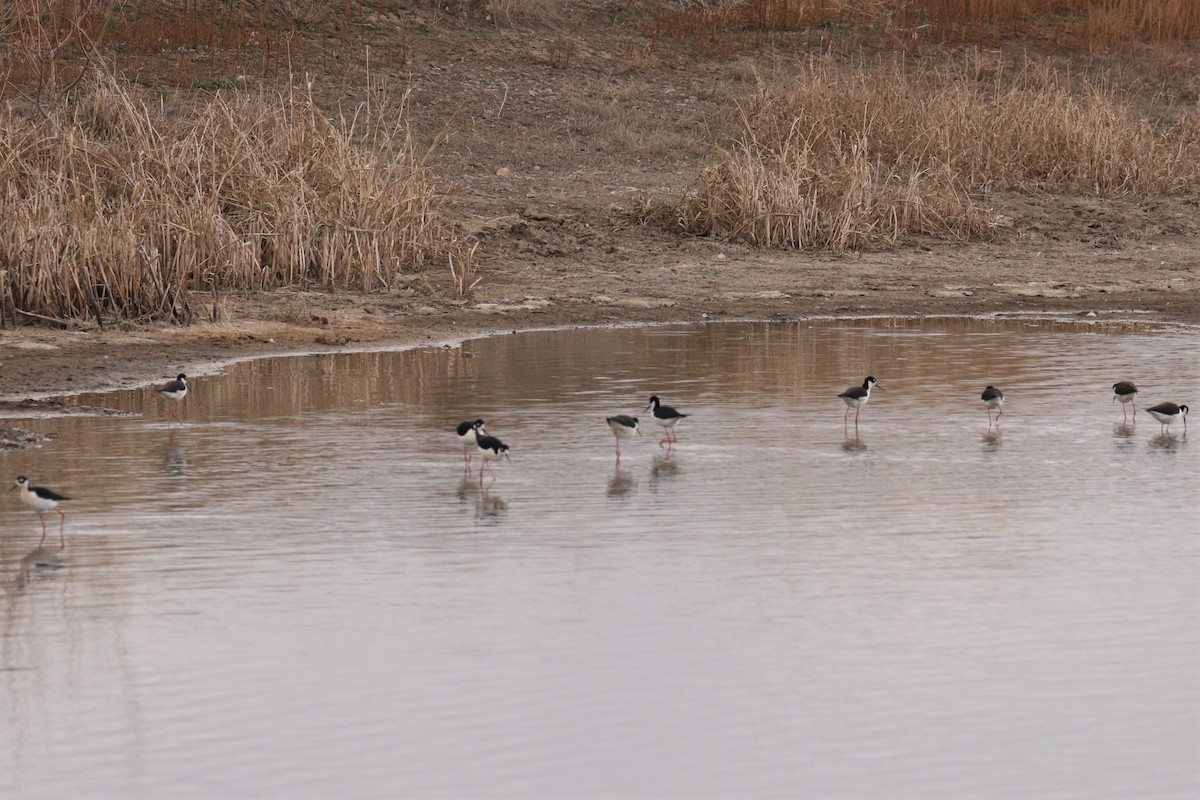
[2,318,1197,799]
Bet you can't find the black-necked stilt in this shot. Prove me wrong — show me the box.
[475,433,511,485]
[981,385,1004,426]
[838,376,880,431]
[159,374,188,424]
[645,396,687,448]
[1112,381,1138,422]
[1146,402,1188,434]
[456,419,487,466]
[605,415,640,459]
[11,476,71,549]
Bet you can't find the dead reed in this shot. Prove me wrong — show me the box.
[681,55,1200,250]
[0,0,362,93]
[651,0,1200,52]
[0,71,464,325]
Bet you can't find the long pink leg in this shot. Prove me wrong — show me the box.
[1131,401,1136,421]
[58,512,66,550]
[855,408,861,429]
[37,514,47,547]
[481,461,497,488]
[169,402,182,424]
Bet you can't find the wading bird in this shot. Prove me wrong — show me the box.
[11,476,71,549]
[456,419,487,467]
[838,376,880,432]
[159,374,188,424]
[475,433,511,486]
[645,396,688,448]
[1112,381,1138,422]
[1146,402,1188,435]
[605,415,640,460]
[981,385,1004,426]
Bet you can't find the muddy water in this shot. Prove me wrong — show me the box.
[1,318,1197,799]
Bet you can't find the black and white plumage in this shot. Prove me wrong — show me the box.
[981,385,1004,426]
[159,373,188,424]
[838,376,880,430]
[475,433,511,485]
[456,419,487,466]
[11,476,71,549]
[605,415,640,459]
[1146,402,1188,434]
[1112,381,1138,422]
[645,396,688,448]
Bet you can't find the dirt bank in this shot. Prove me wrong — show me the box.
[2,227,1196,407]
[0,7,1196,406]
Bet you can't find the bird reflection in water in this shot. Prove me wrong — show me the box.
[648,454,682,494]
[1112,422,1136,440]
[164,429,187,477]
[607,465,636,498]
[981,428,1002,451]
[9,547,67,597]
[842,432,868,453]
[456,477,477,502]
[455,477,508,523]
[1149,432,1186,453]
[475,492,508,523]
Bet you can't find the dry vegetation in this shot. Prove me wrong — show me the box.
[680,54,1200,249]
[653,0,1200,52]
[0,72,464,326]
[0,0,1196,326]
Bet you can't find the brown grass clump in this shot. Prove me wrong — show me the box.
[0,1,368,94]
[680,55,1200,251]
[0,71,465,326]
[651,0,1200,52]
[681,136,993,252]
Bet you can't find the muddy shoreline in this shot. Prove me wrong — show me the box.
[1,11,1196,411]
[2,238,1196,409]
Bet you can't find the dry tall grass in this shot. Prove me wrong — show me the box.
[0,72,463,326]
[681,56,1200,250]
[653,0,1200,51]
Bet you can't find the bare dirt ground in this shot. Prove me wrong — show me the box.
[1,6,1197,408]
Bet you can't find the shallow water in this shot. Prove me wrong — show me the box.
[1,318,1197,799]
